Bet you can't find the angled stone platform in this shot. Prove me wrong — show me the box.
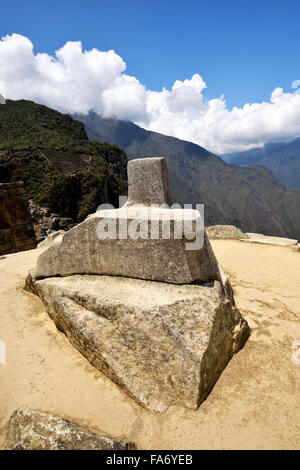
[26,274,250,412]
[31,208,220,284]
[30,157,221,285]
[242,232,298,246]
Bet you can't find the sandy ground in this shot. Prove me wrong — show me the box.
[0,241,299,450]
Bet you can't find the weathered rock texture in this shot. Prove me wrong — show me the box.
[27,157,250,411]
[206,225,248,240]
[5,409,135,450]
[26,273,250,412]
[0,182,36,255]
[127,157,172,206]
[37,230,66,248]
[31,211,221,284]
[30,158,221,285]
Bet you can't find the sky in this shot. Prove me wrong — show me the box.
[0,0,300,153]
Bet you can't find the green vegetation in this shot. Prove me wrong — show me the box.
[0,99,87,150]
[0,100,127,223]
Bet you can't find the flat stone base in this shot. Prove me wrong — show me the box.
[27,273,250,412]
[242,233,298,246]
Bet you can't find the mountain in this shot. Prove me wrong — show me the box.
[222,139,300,190]
[73,112,300,240]
[222,142,285,165]
[0,100,127,226]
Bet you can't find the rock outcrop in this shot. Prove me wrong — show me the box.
[27,157,250,411]
[0,100,128,239]
[29,200,74,243]
[37,230,66,248]
[0,182,36,255]
[5,409,135,450]
[206,225,248,240]
[26,274,249,412]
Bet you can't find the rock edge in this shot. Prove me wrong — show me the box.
[5,409,136,450]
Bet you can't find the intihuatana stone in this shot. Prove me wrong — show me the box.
[30,157,222,285]
[127,157,172,206]
[26,274,250,412]
[5,409,135,450]
[26,156,250,411]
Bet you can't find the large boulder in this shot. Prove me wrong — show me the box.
[5,409,135,450]
[26,273,250,412]
[26,157,250,412]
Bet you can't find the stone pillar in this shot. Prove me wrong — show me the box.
[127,157,172,206]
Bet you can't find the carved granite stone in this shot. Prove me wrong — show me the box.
[5,409,135,450]
[29,157,222,285]
[26,274,250,412]
[127,157,172,206]
[26,156,250,411]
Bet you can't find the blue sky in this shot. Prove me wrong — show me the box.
[1,0,300,152]
[1,0,299,108]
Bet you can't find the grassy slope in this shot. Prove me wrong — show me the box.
[0,101,127,222]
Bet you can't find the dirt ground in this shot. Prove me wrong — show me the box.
[0,240,299,449]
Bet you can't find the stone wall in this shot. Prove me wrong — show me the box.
[0,182,36,256]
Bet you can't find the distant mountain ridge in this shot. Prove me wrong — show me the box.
[222,142,285,165]
[222,138,300,190]
[73,112,300,240]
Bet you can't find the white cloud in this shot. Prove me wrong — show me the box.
[1,33,300,153]
[0,33,146,121]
